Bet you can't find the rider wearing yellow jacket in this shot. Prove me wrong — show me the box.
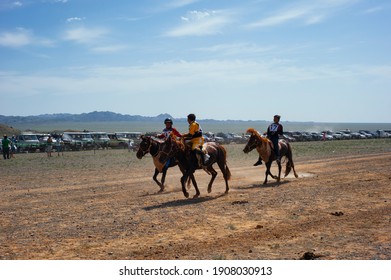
[183,114,209,165]
[183,114,204,150]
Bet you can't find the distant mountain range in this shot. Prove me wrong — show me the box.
[0,111,265,126]
[1,111,389,134]
[0,111,181,125]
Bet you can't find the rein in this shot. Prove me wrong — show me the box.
[140,138,159,157]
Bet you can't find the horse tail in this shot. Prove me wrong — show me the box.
[225,165,231,180]
[218,144,231,180]
[284,142,293,177]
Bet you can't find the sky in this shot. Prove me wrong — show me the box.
[0,0,391,123]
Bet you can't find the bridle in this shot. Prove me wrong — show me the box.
[138,137,156,157]
[244,134,260,152]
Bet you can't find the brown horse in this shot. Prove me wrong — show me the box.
[243,128,298,184]
[157,136,231,198]
[136,135,195,192]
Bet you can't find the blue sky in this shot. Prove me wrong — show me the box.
[1,0,390,122]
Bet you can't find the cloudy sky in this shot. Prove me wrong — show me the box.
[1,0,390,122]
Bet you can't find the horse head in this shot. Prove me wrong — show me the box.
[243,128,263,153]
[157,135,181,164]
[136,135,152,159]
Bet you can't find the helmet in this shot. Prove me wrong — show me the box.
[164,118,173,124]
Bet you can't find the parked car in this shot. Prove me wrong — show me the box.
[332,132,343,140]
[91,132,110,149]
[71,132,95,149]
[15,133,41,152]
[215,132,234,144]
[310,132,323,141]
[213,136,225,144]
[62,132,83,151]
[281,134,295,142]
[339,131,352,139]
[351,132,366,139]
[321,131,334,140]
[108,132,138,149]
[228,133,246,144]
[360,130,378,138]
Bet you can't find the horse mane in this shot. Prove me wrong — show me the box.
[246,128,268,143]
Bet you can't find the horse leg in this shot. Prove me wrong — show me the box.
[217,160,230,194]
[160,167,168,191]
[274,160,281,182]
[207,166,217,194]
[264,162,272,184]
[152,168,164,192]
[180,173,190,198]
[189,171,200,199]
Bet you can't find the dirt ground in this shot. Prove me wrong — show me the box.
[1,146,390,260]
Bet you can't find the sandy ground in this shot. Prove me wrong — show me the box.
[0,148,390,260]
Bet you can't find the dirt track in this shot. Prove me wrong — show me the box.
[1,148,390,260]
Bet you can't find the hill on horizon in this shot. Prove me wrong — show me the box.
[1,111,389,135]
[0,111,179,124]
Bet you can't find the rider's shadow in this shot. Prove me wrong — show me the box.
[143,193,226,211]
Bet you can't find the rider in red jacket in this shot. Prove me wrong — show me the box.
[157,118,182,139]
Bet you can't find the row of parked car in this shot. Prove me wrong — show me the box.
[282,129,391,142]
[9,131,142,153]
[6,128,391,153]
[203,129,391,144]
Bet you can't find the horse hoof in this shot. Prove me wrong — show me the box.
[207,188,212,193]
[193,194,200,199]
[184,192,189,198]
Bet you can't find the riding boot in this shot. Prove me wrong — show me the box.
[253,157,263,166]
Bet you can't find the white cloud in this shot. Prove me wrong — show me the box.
[247,0,359,28]
[0,29,31,47]
[66,17,84,23]
[63,27,109,44]
[166,0,200,9]
[361,6,384,14]
[90,44,128,54]
[165,10,232,37]
[0,28,54,48]
[195,43,275,56]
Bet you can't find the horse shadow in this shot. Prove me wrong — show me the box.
[139,188,183,198]
[237,180,290,190]
[143,193,227,211]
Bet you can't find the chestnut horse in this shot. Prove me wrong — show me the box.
[243,128,298,184]
[136,135,195,193]
[157,136,231,198]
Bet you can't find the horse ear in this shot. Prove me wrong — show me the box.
[166,135,172,142]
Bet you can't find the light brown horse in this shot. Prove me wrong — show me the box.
[243,128,298,184]
[157,136,231,198]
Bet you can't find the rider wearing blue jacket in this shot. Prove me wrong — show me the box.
[253,115,283,166]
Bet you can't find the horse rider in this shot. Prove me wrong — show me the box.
[253,114,284,166]
[182,113,210,167]
[157,118,182,170]
[157,118,182,140]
